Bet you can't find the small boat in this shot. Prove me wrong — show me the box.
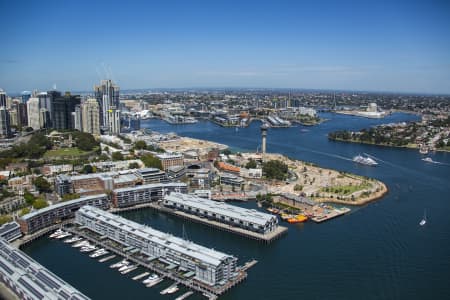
[118,262,132,272]
[72,240,89,248]
[166,285,179,294]
[287,214,308,223]
[419,210,427,226]
[64,236,82,243]
[110,259,129,269]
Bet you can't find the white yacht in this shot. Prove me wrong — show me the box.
[353,154,378,166]
[49,229,64,238]
[142,274,159,284]
[64,236,82,244]
[110,259,129,269]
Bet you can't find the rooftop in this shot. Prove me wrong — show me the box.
[165,193,276,226]
[77,205,235,267]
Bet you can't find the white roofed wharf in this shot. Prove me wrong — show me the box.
[0,238,90,300]
[76,205,237,280]
[164,193,278,229]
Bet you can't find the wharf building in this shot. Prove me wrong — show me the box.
[163,193,279,234]
[111,182,187,208]
[0,238,90,300]
[18,194,109,234]
[75,205,238,286]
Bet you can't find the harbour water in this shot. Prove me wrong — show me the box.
[22,113,450,299]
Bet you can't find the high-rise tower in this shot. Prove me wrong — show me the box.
[81,98,100,135]
[94,79,120,133]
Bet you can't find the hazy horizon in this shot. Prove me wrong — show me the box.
[1,0,450,94]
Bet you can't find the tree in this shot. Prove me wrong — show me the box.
[32,199,48,209]
[72,131,99,151]
[263,160,288,180]
[294,184,303,191]
[33,176,52,193]
[82,164,94,174]
[129,162,140,169]
[112,151,124,161]
[62,193,80,201]
[245,159,257,169]
[19,207,31,216]
[24,190,35,205]
[134,140,147,150]
[141,154,163,170]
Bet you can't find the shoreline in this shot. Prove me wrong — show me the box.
[261,153,388,206]
[329,137,450,153]
[314,182,389,206]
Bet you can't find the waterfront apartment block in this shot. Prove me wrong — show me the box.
[0,238,90,300]
[18,194,109,234]
[156,152,184,170]
[0,222,22,242]
[111,182,187,208]
[75,205,238,286]
[163,193,279,234]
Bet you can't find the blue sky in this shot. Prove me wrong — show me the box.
[1,0,450,94]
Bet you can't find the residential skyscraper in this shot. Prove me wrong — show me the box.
[0,89,6,107]
[81,98,100,135]
[50,92,81,130]
[108,106,121,135]
[27,98,41,130]
[94,79,120,131]
[21,91,31,104]
[73,105,82,131]
[0,107,11,138]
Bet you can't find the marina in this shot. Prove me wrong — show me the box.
[51,205,257,298]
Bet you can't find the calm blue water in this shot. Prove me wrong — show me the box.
[23,113,450,300]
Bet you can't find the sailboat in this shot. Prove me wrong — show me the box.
[419,210,427,226]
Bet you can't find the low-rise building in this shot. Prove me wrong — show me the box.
[76,205,238,286]
[18,194,109,234]
[136,168,168,184]
[41,164,73,176]
[163,193,278,234]
[219,173,245,188]
[156,152,184,170]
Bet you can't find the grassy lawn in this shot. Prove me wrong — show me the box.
[44,147,88,158]
[321,182,371,196]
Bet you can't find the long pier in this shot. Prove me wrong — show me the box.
[110,203,288,243]
[64,226,253,298]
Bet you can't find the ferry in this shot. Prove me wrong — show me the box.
[287,214,308,223]
[353,154,378,166]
